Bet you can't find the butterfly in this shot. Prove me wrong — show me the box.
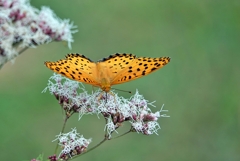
[44,53,171,92]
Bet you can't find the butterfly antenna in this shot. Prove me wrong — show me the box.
[111,88,132,94]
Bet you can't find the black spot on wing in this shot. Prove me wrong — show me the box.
[98,53,136,62]
[65,53,93,62]
[151,67,157,71]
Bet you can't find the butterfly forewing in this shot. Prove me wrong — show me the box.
[45,53,99,86]
[98,53,136,81]
[111,56,171,85]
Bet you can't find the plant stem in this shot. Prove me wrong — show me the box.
[112,129,132,139]
[0,47,28,69]
[73,137,108,160]
[19,46,28,54]
[84,137,108,154]
[54,115,68,154]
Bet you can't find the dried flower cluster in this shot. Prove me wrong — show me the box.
[0,0,77,68]
[50,128,91,160]
[42,74,169,160]
[43,74,169,137]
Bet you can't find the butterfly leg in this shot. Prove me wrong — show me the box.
[97,91,106,102]
[91,85,96,92]
[97,91,116,103]
[107,91,116,103]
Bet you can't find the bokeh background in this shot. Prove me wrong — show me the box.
[1,0,239,160]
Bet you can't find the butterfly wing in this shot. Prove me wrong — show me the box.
[45,53,99,86]
[97,53,137,81]
[110,56,171,85]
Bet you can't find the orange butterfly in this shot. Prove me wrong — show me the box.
[45,53,170,92]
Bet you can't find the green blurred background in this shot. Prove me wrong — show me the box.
[1,0,239,160]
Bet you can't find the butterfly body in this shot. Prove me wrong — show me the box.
[95,63,112,92]
[45,53,170,92]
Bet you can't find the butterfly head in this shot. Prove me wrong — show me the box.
[100,84,111,92]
